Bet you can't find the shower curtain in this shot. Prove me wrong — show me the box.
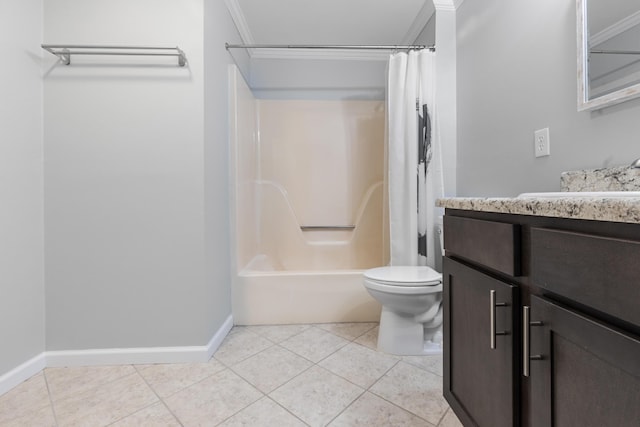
[387,49,444,268]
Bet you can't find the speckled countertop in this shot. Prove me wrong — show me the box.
[436,196,640,224]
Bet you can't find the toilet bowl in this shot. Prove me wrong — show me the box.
[363,265,443,355]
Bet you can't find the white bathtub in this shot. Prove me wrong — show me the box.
[233,262,381,325]
[231,180,385,325]
[229,73,385,325]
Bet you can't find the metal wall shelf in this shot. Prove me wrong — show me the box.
[41,44,187,66]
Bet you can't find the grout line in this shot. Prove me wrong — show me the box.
[263,350,316,395]
[44,365,140,404]
[366,360,447,425]
[132,365,185,427]
[211,392,265,426]
[42,370,60,427]
[324,387,368,426]
[261,395,311,426]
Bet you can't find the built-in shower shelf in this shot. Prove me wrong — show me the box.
[300,225,356,231]
[41,44,187,66]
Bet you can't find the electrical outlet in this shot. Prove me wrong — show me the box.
[534,128,550,158]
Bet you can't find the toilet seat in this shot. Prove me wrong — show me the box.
[364,266,441,287]
[363,266,442,295]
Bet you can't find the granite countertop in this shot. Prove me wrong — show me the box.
[436,196,640,224]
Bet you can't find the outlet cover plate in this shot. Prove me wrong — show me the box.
[534,128,550,157]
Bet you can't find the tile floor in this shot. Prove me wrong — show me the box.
[0,323,463,427]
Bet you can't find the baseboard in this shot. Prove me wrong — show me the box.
[204,314,234,360]
[0,315,233,396]
[47,314,234,367]
[0,353,46,397]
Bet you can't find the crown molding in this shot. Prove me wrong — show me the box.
[224,0,255,44]
[402,1,436,44]
[590,9,640,46]
[433,0,465,11]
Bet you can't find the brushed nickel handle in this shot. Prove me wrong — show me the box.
[490,290,508,350]
[523,305,544,377]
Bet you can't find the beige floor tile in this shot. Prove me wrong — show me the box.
[328,392,433,427]
[402,354,444,377]
[353,326,379,350]
[232,345,312,393]
[246,324,311,343]
[45,364,136,402]
[270,365,363,427]
[218,397,306,427]
[53,372,158,427]
[319,342,399,388]
[110,402,180,426]
[438,408,464,427]
[164,368,262,426]
[280,327,349,363]
[136,358,226,398]
[0,373,51,425]
[214,327,274,366]
[2,402,56,427]
[317,322,378,341]
[370,362,448,426]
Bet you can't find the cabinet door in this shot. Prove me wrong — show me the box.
[444,257,519,427]
[529,295,640,427]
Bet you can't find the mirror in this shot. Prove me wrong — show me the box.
[578,0,640,110]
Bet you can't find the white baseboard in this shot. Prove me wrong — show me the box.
[0,353,46,397]
[204,314,234,360]
[0,315,233,396]
[47,315,234,367]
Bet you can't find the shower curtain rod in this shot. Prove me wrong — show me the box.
[225,43,435,51]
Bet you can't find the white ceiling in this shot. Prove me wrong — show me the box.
[225,0,435,58]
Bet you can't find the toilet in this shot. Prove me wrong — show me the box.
[363,266,443,355]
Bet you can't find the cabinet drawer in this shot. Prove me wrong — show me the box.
[444,216,521,276]
[531,227,640,328]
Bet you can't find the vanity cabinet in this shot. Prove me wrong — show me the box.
[443,257,519,427]
[528,295,640,427]
[442,210,640,427]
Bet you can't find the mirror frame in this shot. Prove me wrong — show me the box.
[577,0,640,111]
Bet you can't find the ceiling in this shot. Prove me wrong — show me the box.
[225,0,435,58]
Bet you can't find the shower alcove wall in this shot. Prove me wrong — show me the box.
[229,65,385,324]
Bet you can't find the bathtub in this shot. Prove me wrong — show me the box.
[229,73,385,325]
[233,256,381,325]
[231,179,385,325]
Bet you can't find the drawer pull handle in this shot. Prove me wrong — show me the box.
[523,305,544,377]
[490,290,509,349]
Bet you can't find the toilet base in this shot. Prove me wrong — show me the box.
[377,307,443,356]
[422,339,443,355]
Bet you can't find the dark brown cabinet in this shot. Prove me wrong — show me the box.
[443,210,640,427]
[528,295,640,427]
[444,258,519,427]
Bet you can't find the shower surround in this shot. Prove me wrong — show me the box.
[229,66,384,324]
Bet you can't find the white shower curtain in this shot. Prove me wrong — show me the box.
[387,49,444,268]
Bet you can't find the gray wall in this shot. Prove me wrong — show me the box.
[43,0,235,350]
[204,0,244,336]
[0,0,45,375]
[456,0,640,197]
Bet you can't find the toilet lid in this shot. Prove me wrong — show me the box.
[364,266,442,286]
